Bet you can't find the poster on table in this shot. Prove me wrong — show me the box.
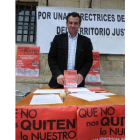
[16,106,77,140]
[77,105,125,140]
[37,7,125,54]
[16,46,40,78]
[85,51,101,84]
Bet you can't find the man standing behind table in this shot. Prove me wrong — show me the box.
[48,12,93,88]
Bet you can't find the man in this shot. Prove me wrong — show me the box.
[48,12,93,88]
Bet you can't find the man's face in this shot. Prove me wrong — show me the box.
[66,16,81,36]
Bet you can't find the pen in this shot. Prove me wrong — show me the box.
[95,91,107,93]
[62,96,65,102]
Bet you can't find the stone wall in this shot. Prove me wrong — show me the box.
[15,0,125,102]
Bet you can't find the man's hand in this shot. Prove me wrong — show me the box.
[57,74,65,85]
[77,73,83,85]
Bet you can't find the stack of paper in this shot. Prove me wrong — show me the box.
[67,87,90,93]
[69,91,109,101]
[30,94,63,105]
[94,92,115,96]
[33,89,65,94]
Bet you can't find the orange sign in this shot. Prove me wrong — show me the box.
[16,46,40,78]
[77,105,125,140]
[85,51,101,84]
[16,106,77,140]
[16,105,125,140]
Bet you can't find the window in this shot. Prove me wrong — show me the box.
[16,2,38,43]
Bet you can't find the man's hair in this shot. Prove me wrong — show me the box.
[66,12,81,23]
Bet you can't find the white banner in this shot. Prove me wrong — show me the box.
[37,7,125,54]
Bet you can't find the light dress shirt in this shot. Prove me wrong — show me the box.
[67,32,78,70]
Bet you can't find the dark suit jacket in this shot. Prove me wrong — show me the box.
[48,33,93,88]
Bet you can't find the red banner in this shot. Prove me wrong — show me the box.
[85,51,101,84]
[77,105,125,140]
[16,106,77,140]
[16,46,40,78]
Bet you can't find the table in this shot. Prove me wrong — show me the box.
[16,87,125,140]
[16,88,124,106]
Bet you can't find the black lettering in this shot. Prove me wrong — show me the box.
[121,15,125,22]
[108,14,111,22]
[63,13,67,20]
[78,108,87,118]
[43,120,47,130]
[86,121,99,126]
[42,12,46,19]
[38,11,41,19]
[101,107,115,116]
[56,26,67,34]
[101,117,109,126]
[47,132,52,140]
[85,13,88,21]
[22,109,37,118]
[16,123,18,128]
[100,28,103,35]
[121,117,125,126]
[121,29,125,36]
[86,122,90,126]
[112,28,116,36]
[97,14,100,21]
[104,14,107,21]
[40,132,46,140]
[68,131,76,139]
[95,28,99,35]
[61,27,65,33]
[116,28,121,36]
[84,28,88,35]
[111,117,119,126]
[47,12,51,19]
[106,28,110,36]
[112,28,125,36]
[33,120,42,130]
[80,13,84,21]
[38,12,51,19]
[63,132,68,139]
[112,14,115,22]
[21,120,31,130]
[110,128,125,135]
[53,12,57,19]
[57,120,65,129]
[90,28,94,35]
[89,14,92,21]
[92,14,96,21]
[16,109,18,118]
[117,15,125,22]
[66,119,75,129]
[57,26,61,34]
[79,28,84,34]
[57,132,62,139]
[52,132,57,140]
[47,120,56,130]
[58,12,63,20]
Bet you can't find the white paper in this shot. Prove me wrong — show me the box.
[69,92,109,101]
[94,92,115,96]
[67,87,90,93]
[77,91,95,94]
[30,94,63,105]
[33,89,65,94]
